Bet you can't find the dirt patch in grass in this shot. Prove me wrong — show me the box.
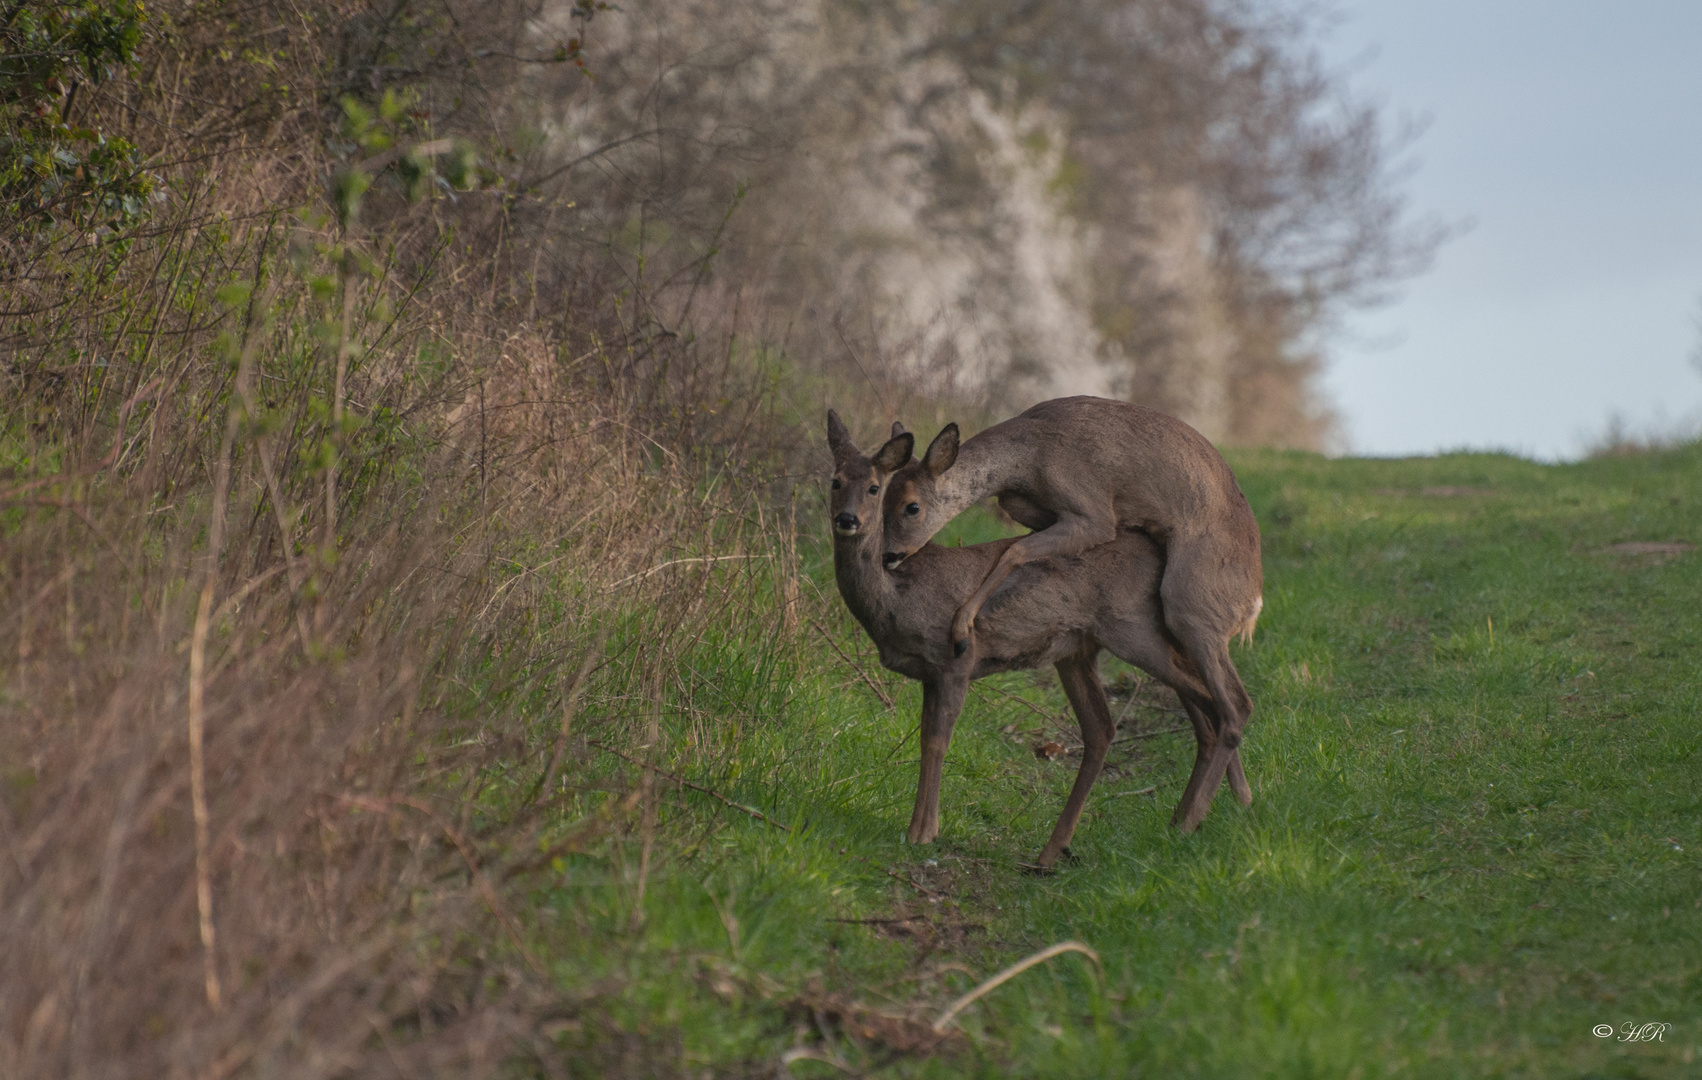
[1598,541,1694,560]
[785,989,957,1056]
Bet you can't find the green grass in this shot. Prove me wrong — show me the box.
[518,445,1702,1077]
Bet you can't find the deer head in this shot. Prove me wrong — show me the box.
[879,422,958,568]
[826,410,913,540]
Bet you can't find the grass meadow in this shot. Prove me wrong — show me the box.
[512,441,1702,1078]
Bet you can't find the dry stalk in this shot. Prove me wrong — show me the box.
[809,618,894,709]
[589,741,791,833]
[606,553,771,591]
[187,579,222,1011]
[533,626,610,804]
[970,680,1069,729]
[630,670,664,932]
[184,280,272,1014]
[931,941,1102,1033]
[337,794,545,979]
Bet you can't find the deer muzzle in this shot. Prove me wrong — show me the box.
[833,513,861,535]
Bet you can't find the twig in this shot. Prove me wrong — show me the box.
[188,580,221,1011]
[607,553,770,591]
[587,741,791,832]
[780,1046,856,1075]
[353,137,454,174]
[631,680,663,932]
[0,376,158,503]
[531,627,609,804]
[8,564,74,628]
[519,128,666,193]
[1061,726,1187,757]
[203,933,396,1080]
[834,319,892,418]
[838,851,946,900]
[1114,726,1187,743]
[1105,785,1159,799]
[881,866,945,900]
[336,794,546,978]
[209,563,289,627]
[14,500,152,616]
[809,618,894,709]
[972,681,1066,728]
[1109,681,1141,729]
[932,941,1102,1033]
[499,790,639,882]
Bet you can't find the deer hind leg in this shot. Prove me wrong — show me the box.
[1167,686,1253,824]
[906,675,968,845]
[1227,739,1253,806]
[1168,639,1253,833]
[1157,545,1258,831]
[1098,608,1253,829]
[950,512,1117,654]
[1032,650,1116,871]
[1170,690,1221,828]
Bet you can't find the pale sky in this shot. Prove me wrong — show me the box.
[1316,2,1702,459]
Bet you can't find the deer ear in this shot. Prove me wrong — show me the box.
[923,423,959,477]
[826,409,857,462]
[891,420,906,439]
[871,432,914,473]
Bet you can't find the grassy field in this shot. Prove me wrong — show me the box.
[523,441,1701,1078]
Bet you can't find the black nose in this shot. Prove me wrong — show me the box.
[834,513,860,533]
[883,552,903,569]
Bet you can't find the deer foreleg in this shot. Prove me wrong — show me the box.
[906,675,968,844]
[1033,652,1116,870]
[950,513,1116,653]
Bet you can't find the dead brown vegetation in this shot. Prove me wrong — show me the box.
[1,3,815,1075]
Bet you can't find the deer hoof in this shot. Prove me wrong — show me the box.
[1173,804,1208,833]
[1230,775,1253,807]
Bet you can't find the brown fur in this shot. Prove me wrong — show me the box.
[827,411,1251,868]
[880,396,1263,830]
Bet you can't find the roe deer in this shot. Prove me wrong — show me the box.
[879,396,1262,829]
[827,410,1251,866]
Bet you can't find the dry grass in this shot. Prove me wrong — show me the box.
[0,280,816,1079]
[0,9,822,1072]
[0,282,828,1078]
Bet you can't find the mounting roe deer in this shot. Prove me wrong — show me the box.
[827,410,1251,865]
[879,396,1262,828]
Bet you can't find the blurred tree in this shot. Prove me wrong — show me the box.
[503,0,1439,447]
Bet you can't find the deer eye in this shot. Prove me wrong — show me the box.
[867,484,879,496]
[905,502,920,516]
[831,478,841,490]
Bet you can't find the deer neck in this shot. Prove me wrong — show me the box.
[833,530,899,636]
[929,436,1014,522]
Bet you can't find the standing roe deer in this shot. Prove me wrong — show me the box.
[827,410,1249,866]
[879,396,1262,830]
